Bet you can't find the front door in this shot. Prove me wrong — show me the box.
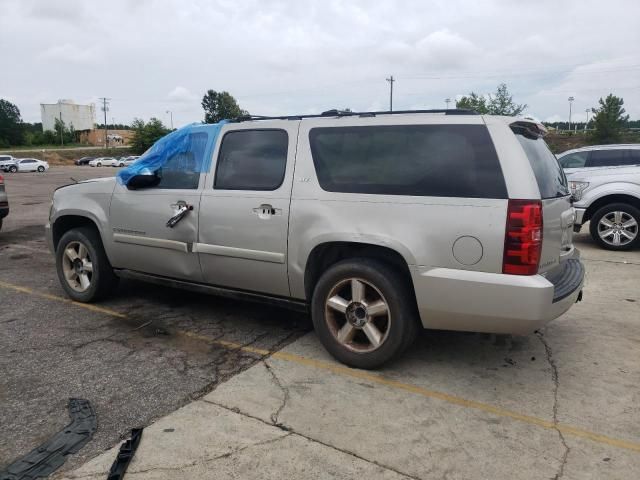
[108,132,210,281]
[198,121,299,297]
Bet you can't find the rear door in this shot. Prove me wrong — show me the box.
[197,121,299,297]
[513,130,573,274]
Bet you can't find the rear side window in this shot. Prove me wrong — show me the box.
[587,149,628,167]
[215,129,288,191]
[513,132,568,199]
[157,131,208,190]
[631,150,640,165]
[309,125,507,198]
[559,151,588,168]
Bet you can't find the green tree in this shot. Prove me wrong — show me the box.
[456,84,526,116]
[0,98,24,146]
[130,117,171,154]
[589,94,629,143]
[202,90,247,123]
[456,92,488,113]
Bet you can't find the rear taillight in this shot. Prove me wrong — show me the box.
[0,174,4,183]
[503,200,543,275]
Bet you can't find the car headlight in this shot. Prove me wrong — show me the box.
[568,181,589,201]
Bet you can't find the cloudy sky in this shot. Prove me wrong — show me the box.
[1,0,639,128]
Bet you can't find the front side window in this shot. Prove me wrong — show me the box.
[215,129,288,190]
[309,125,507,198]
[587,149,627,168]
[559,152,588,168]
[156,132,209,189]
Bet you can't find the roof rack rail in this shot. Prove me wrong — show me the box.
[229,108,477,122]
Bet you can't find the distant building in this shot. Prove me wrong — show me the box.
[40,99,95,132]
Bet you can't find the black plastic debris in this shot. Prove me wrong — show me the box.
[0,398,97,480]
[107,428,143,480]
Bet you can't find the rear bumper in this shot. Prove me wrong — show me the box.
[411,255,584,335]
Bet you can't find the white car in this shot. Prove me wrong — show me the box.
[15,158,49,172]
[89,157,118,167]
[122,156,140,166]
[0,155,17,172]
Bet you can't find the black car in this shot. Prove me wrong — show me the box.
[75,156,95,166]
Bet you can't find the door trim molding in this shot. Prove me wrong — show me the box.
[113,233,189,253]
[193,243,285,264]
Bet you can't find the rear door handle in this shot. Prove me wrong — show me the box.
[253,204,281,219]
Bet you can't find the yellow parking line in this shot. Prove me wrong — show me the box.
[2,279,639,453]
[0,281,128,318]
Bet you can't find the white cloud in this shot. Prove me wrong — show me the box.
[167,86,198,103]
[0,0,638,124]
[39,43,99,65]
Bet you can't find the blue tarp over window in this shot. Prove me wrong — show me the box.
[116,121,226,186]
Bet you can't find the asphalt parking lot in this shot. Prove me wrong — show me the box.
[1,166,639,479]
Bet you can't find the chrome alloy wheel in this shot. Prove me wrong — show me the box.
[597,211,638,247]
[324,278,391,353]
[61,241,93,292]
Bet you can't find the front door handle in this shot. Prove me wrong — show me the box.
[166,201,193,228]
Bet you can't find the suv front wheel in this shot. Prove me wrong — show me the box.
[311,258,418,369]
[589,203,640,250]
[56,227,119,302]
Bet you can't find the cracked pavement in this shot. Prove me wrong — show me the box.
[0,168,309,472]
[2,167,640,479]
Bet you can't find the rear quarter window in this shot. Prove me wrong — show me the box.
[512,129,569,199]
[309,124,507,198]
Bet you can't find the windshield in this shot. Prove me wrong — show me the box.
[513,129,569,199]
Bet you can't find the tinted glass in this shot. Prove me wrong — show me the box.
[587,149,627,167]
[156,132,208,189]
[559,151,588,168]
[514,133,569,199]
[309,125,507,198]
[215,130,288,190]
[630,150,640,165]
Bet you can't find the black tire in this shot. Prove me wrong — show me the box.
[96,163,102,167]
[37,166,45,172]
[589,202,640,251]
[311,258,419,369]
[56,227,118,302]
[9,165,17,173]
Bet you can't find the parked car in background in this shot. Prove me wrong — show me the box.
[567,164,640,250]
[122,156,140,166]
[557,144,640,175]
[75,156,95,166]
[0,155,17,173]
[47,111,584,368]
[89,157,117,167]
[15,158,49,172]
[0,173,8,230]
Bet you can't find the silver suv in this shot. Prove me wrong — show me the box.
[558,145,640,250]
[46,110,584,368]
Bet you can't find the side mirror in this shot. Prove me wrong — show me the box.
[126,173,160,190]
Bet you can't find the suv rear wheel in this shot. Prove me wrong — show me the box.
[589,203,639,250]
[311,258,418,369]
[56,227,118,302]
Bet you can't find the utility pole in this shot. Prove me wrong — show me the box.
[386,75,395,111]
[568,96,574,132]
[99,97,110,148]
[166,110,173,129]
[59,111,64,146]
[445,98,451,109]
